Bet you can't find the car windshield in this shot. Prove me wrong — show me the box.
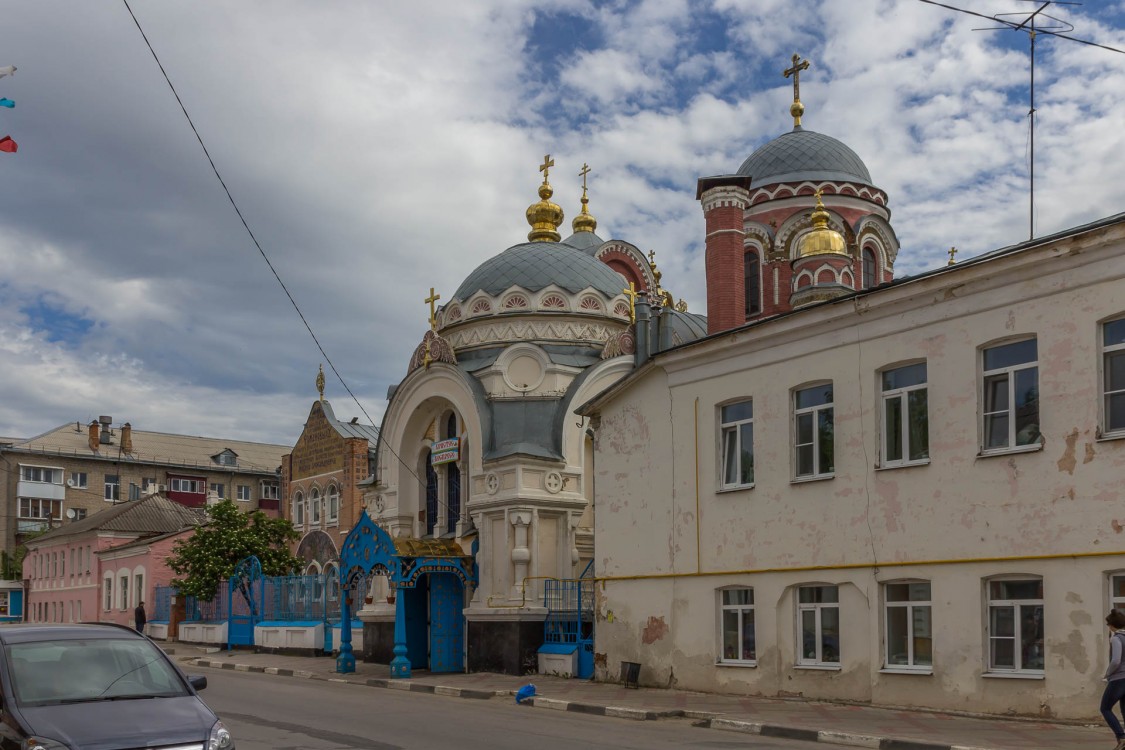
[6,637,190,706]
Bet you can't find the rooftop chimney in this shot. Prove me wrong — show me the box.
[98,416,113,445]
[87,421,99,452]
[120,423,132,454]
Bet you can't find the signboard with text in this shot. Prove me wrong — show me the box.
[431,437,459,465]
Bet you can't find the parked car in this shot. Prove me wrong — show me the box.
[0,623,233,750]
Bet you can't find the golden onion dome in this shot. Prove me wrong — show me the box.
[571,189,597,234]
[798,191,847,257]
[527,156,564,242]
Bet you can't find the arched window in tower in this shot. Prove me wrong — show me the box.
[425,452,438,537]
[862,247,877,289]
[445,413,461,534]
[744,250,761,317]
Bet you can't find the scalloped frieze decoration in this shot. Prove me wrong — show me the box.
[470,298,492,315]
[446,320,620,349]
[502,294,529,309]
[540,294,567,310]
[579,296,603,312]
[855,217,899,266]
[444,305,462,324]
[748,180,887,207]
[409,329,458,371]
[612,301,631,318]
[601,329,636,359]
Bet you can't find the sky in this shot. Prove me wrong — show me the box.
[0,0,1123,447]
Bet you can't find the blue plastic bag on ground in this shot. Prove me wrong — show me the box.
[515,684,536,704]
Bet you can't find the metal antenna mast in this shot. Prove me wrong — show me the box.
[917,0,1124,240]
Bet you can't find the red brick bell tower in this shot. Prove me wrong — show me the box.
[698,175,752,335]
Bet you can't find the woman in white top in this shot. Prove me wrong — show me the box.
[1101,609,1125,750]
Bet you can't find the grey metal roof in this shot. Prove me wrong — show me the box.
[561,230,605,256]
[319,400,381,442]
[27,493,202,546]
[453,242,626,300]
[737,128,873,187]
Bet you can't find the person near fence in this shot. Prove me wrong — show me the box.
[134,601,147,633]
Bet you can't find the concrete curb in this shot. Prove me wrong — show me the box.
[180,657,1003,750]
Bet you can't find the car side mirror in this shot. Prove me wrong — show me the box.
[188,675,207,691]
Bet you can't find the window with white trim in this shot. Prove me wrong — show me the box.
[261,482,280,500]
[311,488,322,525]
[69,471,87,489]
[719,588,756,664]
[104,576,113,611]
[20,465,62,484]
[236,485,252,501]
[169,478,204,493]
[794,384,834,479]
[326,485,339,523]
[17,498,62,532]
[1111,573,1125,612]
[120,573,130,610]
[881,363,929,466]
[209,483,226,499]
[104,474,120,501]
[134,573,144,607]
[797,585,840,665]
[987,578,1044,673]
[293,492,305,526]
[1103,317,1125,436]
[982,339,1040,451]
[884,581,932,669]
[720,401,754,489]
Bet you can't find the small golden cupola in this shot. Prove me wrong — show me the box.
[798,190,847,257]
[526,154,565,243]
[571,162,597,235]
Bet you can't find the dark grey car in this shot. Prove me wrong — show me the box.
[0,623,233,750]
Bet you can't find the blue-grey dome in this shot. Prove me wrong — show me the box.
[737,128,873,187]
[454,242,625,301]
[561,230,604,256]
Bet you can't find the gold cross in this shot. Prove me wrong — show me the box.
[540,154,554,183]
[948,246,957,266]
[783,53,810,104]
[622,282,638,325]
[424,287,441,330]
[579,162,591,190]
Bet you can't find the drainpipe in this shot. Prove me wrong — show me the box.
[634,294,651,366]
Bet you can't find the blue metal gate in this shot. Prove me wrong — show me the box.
[227,555,263,650]
[428,573,463,673]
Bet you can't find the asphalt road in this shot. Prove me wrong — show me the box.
[199,669,826,750]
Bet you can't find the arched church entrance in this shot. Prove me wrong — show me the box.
[401,571,464,672]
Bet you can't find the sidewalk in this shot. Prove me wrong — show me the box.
[164,645,1111,750]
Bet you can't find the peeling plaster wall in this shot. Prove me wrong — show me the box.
[592,224,1125,718]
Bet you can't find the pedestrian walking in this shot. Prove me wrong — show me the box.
[134,601,147,633]
[1101,609,1125,750]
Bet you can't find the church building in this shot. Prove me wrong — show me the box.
[579,55,1125,720]
[357,159,705,674]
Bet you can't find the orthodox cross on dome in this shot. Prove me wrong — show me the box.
[316,364,325,402]
[948,246,958,266]
[783,53,811,129]
[424,287,441,331]
[579,162,591,191]
[540,154,555,184]
[622,282,638,325]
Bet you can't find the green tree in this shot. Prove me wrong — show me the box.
[166,500,302,601]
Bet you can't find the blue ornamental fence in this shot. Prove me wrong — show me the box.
[152,585,176,622]
[185,590,228,623]
[261,574,325,622]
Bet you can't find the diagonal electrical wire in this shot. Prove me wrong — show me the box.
[119,1,450,512]
[916,0,1125,53]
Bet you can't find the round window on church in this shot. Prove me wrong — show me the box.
[505,354,544,392]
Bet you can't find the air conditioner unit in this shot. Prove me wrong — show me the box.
[65,478,76,488]
[158,484,167,492]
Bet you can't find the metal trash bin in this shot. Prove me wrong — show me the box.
[620,660,641,689]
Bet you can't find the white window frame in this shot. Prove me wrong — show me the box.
[981,338,1040,453]
[261,482,279,500]
[1102,317,1125,437]
[1111,573,1125,612]
[69,471,88,489]
[883,580,933,671]
[311,489,322,525]
[169,478,203,493]
[797,584,840,667]
[120,573,130,610]
[104,474,120,501]
[793,383,834,480]
[718,587,756,665]
[326,486,339,523]
[293,492,305,526]
[719,400,755,490]
[209,482,226,499]
[134,573,144,607]
[986,577,1044,675]
[236,485,252,502]
[20,465,62,484]
[880,363,929,468]
[104,576,113,611]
